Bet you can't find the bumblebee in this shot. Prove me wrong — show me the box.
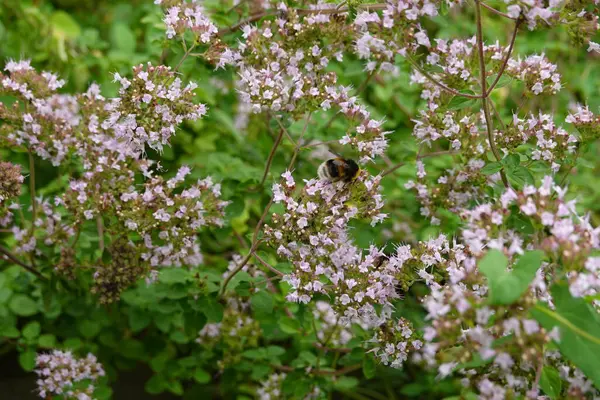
[317,158,360,183]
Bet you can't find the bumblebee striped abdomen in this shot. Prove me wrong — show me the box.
[318,158,360,182]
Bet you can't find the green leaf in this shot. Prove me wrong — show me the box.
[540,366,562,399]
[251,290,274,314]
[22,321,41,340]
[490,74,513,89]
[128,309,152,332]
[506,166,535,188]
[9,294,38,316]
[532,283,600,390]
[502,154,521,167]
[0,325,19,338]
[37,334,56,348]
[479,250,544,305]
[278,317,301,334]
[334,376,359,390]
[78,320,101,338]
[159,268,190,284]
[481,162,503,175]
[242,348,266,360]
[19,350,36,371]
[145,374,167,395]
[266,346,286,358]
[194,368,211,384]
[251,364,271,380]
[167,380,183,395]
[50,11,81,40]
[447,95,477,110]
[110,23,136,53]
[197,297,224,322]
[169,330,188,344]
[363,355,376,379]
[63,337,83,350]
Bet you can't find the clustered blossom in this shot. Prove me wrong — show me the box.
[502,0,599,35]
[400,177,600,395]
[0,161,23,204]
[407,111,576,223]
[368,318,423,368]
[313,301,359,347]
[505,53,562,95]
[200,6,392,162]
[409,38,562,108]
[155,0,218,42]
[257,373,286,400]
[265,170,392,326]
[0,60,77,166]
[353,0,448,73]
[35,350,105,400]
[0,61,226,302]
[196,297,261,370]
[500,112,577,171]
[405,157,489,224]
[108,63,208,154]
[566,104,600,142]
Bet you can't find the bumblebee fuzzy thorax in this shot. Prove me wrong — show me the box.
[318,158,360,182]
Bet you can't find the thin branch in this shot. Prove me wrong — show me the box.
[218,11,274,36]
[258,128,285,187]
[480,1,517,20]
[219,248,255,296]
[173,43,196,73]
[27,150,37,269]
[374,75,414,122]
[382,150,459,177]
[28,149,37,229]
[301,139,340,150]
[486,18,522,96]
[558,150,580,188]
[531,354,544,395]
[489,98,506,130]
[272,363,361,376]
[253,253,284,276]
[297,3,387,15]
[288,113,312,169]
[474,0,509,188]
[217,3,388,37]
[222,112,309,294]
[313,343,351,353]
[275,118,297,147]
[407,57,483,99]
[355,69,376,95]
[96,216,105,254]
[0,245,45,280]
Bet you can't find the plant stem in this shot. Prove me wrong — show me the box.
[0,245,45,280]
[28,149,37,228]
[407,57,483,99]
[486,18,522,96]
[253,253,284,276]
[258,128,285,187]
[474,0,509,188]
[219,247,255,296]
[382,150,459,177]
[534,304,600,345]
[173,43,196,73]
[480,1,517,20]
[96,216,105,254]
